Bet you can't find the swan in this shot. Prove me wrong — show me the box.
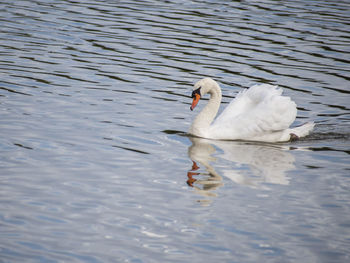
[189,78,315,142]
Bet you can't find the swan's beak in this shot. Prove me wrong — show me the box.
[190,93,200,111]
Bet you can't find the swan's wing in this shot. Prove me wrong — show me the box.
[211,84,297,139]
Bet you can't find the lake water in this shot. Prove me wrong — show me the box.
[1,0,350,262]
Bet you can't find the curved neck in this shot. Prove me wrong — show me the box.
[190,83,222,137]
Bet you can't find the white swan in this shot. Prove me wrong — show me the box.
[189,78,314,142]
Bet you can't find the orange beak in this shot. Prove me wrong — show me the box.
[190,93,200,111]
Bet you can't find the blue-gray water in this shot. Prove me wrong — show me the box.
[1,0,350,262]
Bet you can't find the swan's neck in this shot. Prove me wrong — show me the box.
[190,84,222,137]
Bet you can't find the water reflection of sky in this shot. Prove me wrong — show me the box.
[1,0,350,262]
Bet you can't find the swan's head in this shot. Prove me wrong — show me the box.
[190,78,219,111]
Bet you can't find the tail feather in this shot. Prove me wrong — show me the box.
[290,122,315,138]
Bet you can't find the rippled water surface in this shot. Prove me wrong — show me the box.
[1,0,350,262]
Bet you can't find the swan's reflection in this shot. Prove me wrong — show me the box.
[187,137,295,200]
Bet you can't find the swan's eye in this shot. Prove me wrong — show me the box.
[191,88,201,98]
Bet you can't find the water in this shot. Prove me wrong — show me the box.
[1,0,350,262]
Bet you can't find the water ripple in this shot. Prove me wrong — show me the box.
[1,0,350,262]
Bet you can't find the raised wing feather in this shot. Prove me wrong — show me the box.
[210,84,297,140]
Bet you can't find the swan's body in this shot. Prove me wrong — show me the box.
[189,78,314,142]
